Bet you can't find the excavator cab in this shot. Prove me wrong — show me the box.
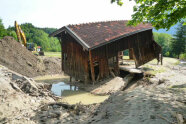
[26,43,35,51]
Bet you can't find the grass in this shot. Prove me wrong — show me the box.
[163,57,180,65]
[44,52,61,57]
[33,74,69,84]
[142,64,166,75]
[123,56,130,59]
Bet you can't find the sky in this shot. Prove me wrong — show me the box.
[0,0,135,29]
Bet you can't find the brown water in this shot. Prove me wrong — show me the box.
[51,82,109,105]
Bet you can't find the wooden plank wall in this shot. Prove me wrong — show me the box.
[91,29,160,80]
[61,33,89,82]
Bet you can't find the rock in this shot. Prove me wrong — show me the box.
[0,117,7,123]
[53,105,59,109]
[12,73,23,80]
[150,115,156,119]
[149,78,159,84]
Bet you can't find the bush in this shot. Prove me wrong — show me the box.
[180,53,186,60]
[165,52,170,57]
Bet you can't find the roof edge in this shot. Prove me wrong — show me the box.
[49,27,65,37]
[65,26,90,49]
[49,26,90,50]
[90,27,153,50]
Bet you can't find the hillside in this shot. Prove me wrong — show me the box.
[7,23,61,52]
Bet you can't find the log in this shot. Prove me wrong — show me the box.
[119,66,142,74]
[110,70,116,78]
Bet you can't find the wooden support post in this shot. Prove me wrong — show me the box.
[89,50,95,83]
[116,53,119,75]
[70,76,72,82]
[161,53,163,65]
[129,48,134,59]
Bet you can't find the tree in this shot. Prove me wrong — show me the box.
[0,18,7,39]
[171,21,186,59]
[7,23,61,52]
[153,32,172,56]
[111,0,186,30]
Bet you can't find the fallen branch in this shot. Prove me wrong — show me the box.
[168,108,184,124]
[157,115,175,124]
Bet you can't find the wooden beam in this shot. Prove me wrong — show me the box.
[129,48,134,59]
[89,50,95,83]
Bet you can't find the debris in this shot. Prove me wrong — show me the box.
[157,115,175,124]
[91,74,134,95]
[168,109,184,124]
[119,66,143,74]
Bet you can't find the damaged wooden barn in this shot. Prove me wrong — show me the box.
[50,20,162,83]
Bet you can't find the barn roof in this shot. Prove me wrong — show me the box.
[50,20,153,50]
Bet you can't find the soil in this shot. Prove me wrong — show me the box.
[0,36,61,77]
[32,58,186,124]
[0,36,185,124]
[0,66,55,124]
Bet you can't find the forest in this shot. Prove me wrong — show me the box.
[0,19,61,52]
[0,18,185,59]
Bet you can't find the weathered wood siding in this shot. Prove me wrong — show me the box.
[61,33,89,82]
[90,29,160,80]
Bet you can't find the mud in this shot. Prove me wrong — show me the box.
[0,36,61,77]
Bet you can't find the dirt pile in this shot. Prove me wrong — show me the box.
[0,66,97,124]
[0,36,61,77]
[0,66,55,124]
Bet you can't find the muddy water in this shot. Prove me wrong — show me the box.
[51,82,109,105]
[51,82,78,96]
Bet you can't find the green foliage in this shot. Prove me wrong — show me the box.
[112,0,186,30]
[111,0,123,6]
[38,28,57,34]
[165,52,170,57]
[123,49,129,56]
[171,21,186,59]
[153,32,172,56]
[7,23,61,52]
[180,53,186,60]
[0,18,7,39]
[7,30,17,40]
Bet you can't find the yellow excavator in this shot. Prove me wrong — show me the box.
[15,21,44,56]
[15,21,27,47]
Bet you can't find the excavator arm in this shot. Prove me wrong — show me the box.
[15,21,21,43]
[15,21,27,47]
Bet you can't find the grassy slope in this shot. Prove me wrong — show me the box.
[44,52,61,57]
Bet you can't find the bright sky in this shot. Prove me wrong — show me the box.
[0,0,135,29]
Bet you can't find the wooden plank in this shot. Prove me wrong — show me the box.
[129,48,134,59]
[89,50,95,82]
[119,66,142,74]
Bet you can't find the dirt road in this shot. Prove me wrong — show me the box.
[82,59,186,124]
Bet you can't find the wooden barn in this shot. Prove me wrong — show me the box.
[50,20,162,83]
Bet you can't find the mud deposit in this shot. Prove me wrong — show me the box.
[0,36,61,77]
